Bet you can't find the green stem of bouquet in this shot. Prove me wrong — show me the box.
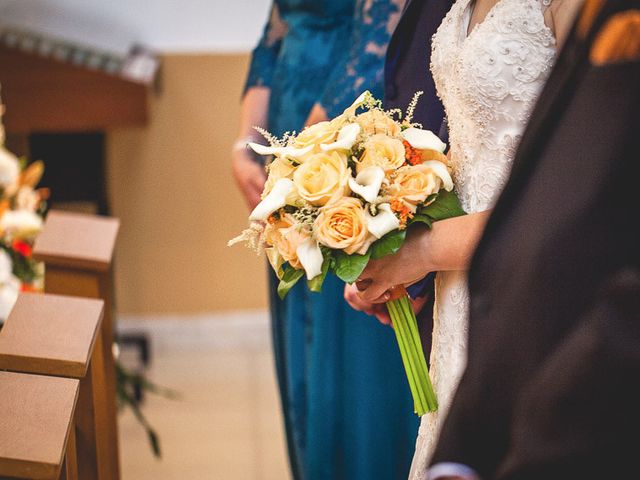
[386,294,438,416]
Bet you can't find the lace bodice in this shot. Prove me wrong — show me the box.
[432,0,555,213]
[410,1,556,478]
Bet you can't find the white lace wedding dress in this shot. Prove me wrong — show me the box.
[409,0,556,477]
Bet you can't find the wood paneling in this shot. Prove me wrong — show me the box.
[0,46,148,133]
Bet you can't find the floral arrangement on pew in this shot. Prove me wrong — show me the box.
[230,91,465,415]
[0,93,175,457]
[0,102,47,321]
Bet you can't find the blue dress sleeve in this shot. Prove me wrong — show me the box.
[319,0,402,117]
[244,3,287,94]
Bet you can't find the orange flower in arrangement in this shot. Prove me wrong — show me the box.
[390,198,414,229]
[12,240,32,258]
[403,140,423,166]
[20,283,38,293]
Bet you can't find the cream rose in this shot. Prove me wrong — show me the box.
[357,134,406,173]
[264,216,309,270]
[389,164,444,212]
[294,120,340,149]
[314,197,371,255]
[263,157,296,196]
[293,151,349,206]
[356,109,401,137]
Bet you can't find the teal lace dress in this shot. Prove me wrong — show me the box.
[244,1,418,478]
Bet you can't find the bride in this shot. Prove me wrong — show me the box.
[347,0,583,476]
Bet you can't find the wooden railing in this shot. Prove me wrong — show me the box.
[0,293,104,479]
[33,210,121,480]
[0,210,122,479]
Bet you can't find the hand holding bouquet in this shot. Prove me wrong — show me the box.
[230,92,464,415]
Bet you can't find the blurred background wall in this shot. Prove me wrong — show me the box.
[0,0,271,315]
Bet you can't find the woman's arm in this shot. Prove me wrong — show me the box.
[356,210,492,303]
[232,87,270,209]
[545,0,585,49]
[233,3,287,209]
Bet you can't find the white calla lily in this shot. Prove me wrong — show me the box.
[422,160,454,191]
[296,238,324,280]
[248,142,314,160]
[249,178,294,221]
[348,166,385,203]
[365,203,401,239]
[320,123,361,152]
[401,127,446,153]
[342,91,370,117]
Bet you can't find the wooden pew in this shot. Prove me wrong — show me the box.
[0,371,79,480]
[0,293,104,480]
[33,210,120,480]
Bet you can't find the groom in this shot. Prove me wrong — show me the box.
[358,0,640,478]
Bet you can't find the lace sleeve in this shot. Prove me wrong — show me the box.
[243,3,288,94]
[319,0,404,117]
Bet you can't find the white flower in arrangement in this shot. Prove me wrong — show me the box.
[0,277,20,320]
[365,203,401,239]
[295,238,324,280]
[247,142,314,160]
[0,248,13,283]
[0,146,20,192]
[0,209,44,239]
[401,127,447,153]
[0,250,20,320]
[249,178,295,221]
[348,166,385,203]
[15,186,42,212]
[421,160,454,192]
[320,123,361,152]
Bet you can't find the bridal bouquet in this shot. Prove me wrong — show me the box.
[230,92,464,415]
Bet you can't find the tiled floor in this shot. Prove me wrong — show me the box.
[117,311,291,480]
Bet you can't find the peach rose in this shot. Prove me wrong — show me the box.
[389,164,443,212]
[357,134,406,173]
[356,109,401,137]
[264,216,309,269]
[293,151,349,206]
[314,197,371,255]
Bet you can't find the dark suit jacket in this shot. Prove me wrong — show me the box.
[430,0,640,478]
[384,0,452,132]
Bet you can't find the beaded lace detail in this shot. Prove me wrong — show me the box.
[410,0,555,477]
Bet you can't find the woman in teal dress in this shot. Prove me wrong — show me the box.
[232,1,419,478]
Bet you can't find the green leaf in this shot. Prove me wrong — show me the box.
[277,265,305,299]
[307,252,331,293]
[408,214,433,228]
[333,251,371,284]
[419,190,465,221]
[370,229,407,260]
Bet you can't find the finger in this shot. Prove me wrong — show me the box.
[355,279,372,291]
[358,283,391,304]
[372,304,392,325]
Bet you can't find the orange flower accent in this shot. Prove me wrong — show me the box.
[12,240,32,258]
[390,198,414,229]
[403,140,423,166]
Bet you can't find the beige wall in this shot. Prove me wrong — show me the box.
[107,54,269,315]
